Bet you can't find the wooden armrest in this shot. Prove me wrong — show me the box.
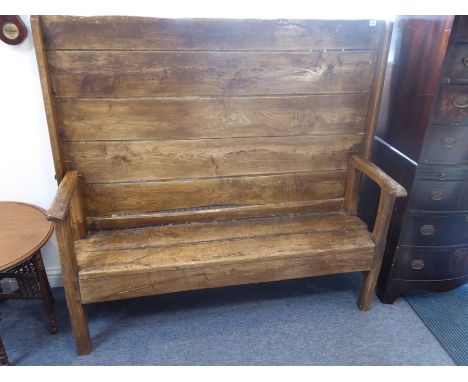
[344,155,407,217]
[344,155,407,256]
[47,171,80,221]
[350,155,407,198]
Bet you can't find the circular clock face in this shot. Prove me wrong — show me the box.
[0,16,27,45]
[3,23,20,40]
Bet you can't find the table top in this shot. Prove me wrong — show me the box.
[0,202,53,271]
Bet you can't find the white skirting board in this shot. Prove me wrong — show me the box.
[45,267,64,288]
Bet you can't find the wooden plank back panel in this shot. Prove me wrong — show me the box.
[57,94,369,141]
[84,170,346,216]
[62,134,361,183]
[48,50,377,98]
[41,16,384,51]
[35,16,389,225]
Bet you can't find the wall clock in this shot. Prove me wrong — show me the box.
[0,16,28,45]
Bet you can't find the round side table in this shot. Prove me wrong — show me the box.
[0,202,58,366]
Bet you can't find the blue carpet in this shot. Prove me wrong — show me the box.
[405,284,468,366]
[0,273,453,365]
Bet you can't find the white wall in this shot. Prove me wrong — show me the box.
[0,16,62,285]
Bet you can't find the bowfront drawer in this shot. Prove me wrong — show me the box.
[420,125,468,164]
[410,179,468,211]
[416,164,468,181]
[443,44,468,83]
[401,211,468,246]
[433,85,468,124]
[393,245,468,280]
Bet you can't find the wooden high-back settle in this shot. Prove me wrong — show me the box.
[32,16,407,355]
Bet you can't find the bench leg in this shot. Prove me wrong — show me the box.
[55,217,92,355]
[358,268,379,311]
[63,283,92,355]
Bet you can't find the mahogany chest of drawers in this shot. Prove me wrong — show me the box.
[359,16,468,303]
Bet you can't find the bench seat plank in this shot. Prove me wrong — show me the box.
[76,213,375,302]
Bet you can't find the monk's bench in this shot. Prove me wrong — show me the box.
[32,15,406,355]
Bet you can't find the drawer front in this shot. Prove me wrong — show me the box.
[442,44,468,83]
[410,179,468,211]
[432,85,468,124]
[401,212,468,246]
[416,164,468,181]
[393,245,468,280]
[420,125,468,164]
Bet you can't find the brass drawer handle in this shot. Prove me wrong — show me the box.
[411,259,425,270]
[420,224,435,236]
[453,94,468,109]
[430,189,446,200]
[441,136,457,148]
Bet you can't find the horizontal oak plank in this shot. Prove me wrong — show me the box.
[80,248,373,303]
[86,199,345,230]
[63,135,362,183]
[78,213,374,302]
[41,16,384,51]
[77,228,374,279]
[77,212,367,253]
[57,94,369,141]
[83,171,347,216]
[48,50,377,97]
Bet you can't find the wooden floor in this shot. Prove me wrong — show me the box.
[75,213,375,303]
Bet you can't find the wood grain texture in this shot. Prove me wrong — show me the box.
[432,85,468,124]
[83,171,346,217]
[77,212,367,253]
[63,135,362,183]
[76,213,374,302]
[0,202,53,271]
[343,154,406,310]
[30,16,64,181]
[344,154,406,217]
[57,94,369,141]
[47,170,79,221]
[351,155,407,197]
[77,218,373,277]
[361,21,393,160]
[78,214,374,302]
[86,199,345,230]
[41,16,384,51]
[48,50,377,98]
[53,214,91,355]
[80,248,374,303]
[33,16,394,320]
[69,178,87,240]
[358,191,396,310]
